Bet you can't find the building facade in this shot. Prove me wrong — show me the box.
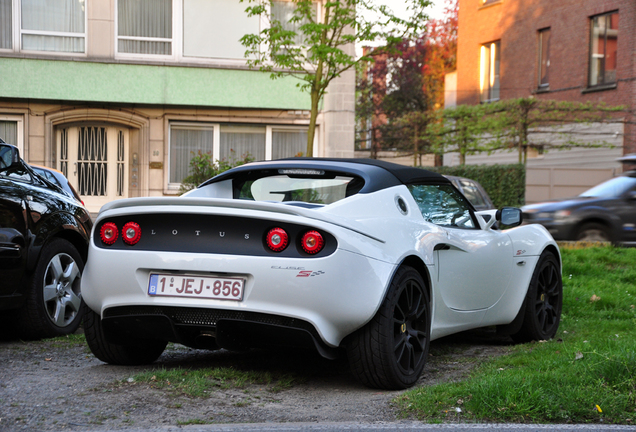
[452,0,634,171]
[0,0,355,212]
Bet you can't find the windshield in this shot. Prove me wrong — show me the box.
[580,176,636,198]
[236,171,363,205]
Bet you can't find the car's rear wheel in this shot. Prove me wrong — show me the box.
[347,266,430,390]
[84,309,167,365]
[512,251,562,342]
[576,223,610,242]
[17,238,85,339]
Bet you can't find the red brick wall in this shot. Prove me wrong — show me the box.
[456,0,636,154]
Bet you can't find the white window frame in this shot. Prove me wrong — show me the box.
[1,0,88,56]
[0,114,25,154]
[167,121,311,193]
[115,0,177,62]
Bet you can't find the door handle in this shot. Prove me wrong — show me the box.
[0,244,22,258]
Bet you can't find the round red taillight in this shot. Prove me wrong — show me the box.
[301,230,324,254]
[265,227,288,252]
[122,221,142,245]
[100,222,119,245]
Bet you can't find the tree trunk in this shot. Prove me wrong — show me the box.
[306,86,321,157]
[413,122,419,166]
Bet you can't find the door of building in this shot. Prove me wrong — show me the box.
[57,125,129,213]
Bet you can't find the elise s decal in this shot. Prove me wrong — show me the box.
[516,250,526,256]
[270,266,325,277]
[296,270,325,278]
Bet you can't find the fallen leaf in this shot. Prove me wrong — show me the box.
[596,404,603,413]
[45,358,52,361]
[590,294,601,302]
[575,352,584,360]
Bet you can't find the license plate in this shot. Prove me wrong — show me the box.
[148,274,244,301]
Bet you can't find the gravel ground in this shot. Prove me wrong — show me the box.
[0,330,512,431]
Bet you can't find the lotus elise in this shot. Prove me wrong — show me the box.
[82,158,562,389]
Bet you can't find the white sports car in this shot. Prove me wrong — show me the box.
[82,158,562,389]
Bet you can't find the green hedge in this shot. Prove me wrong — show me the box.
[424,164,526,208]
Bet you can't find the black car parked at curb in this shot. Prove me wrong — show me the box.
[0,142,93,339]
[522,170,636,246]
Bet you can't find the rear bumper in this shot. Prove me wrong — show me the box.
[82,245,396,348]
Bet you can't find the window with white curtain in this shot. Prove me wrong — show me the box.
[272,128,307,159]
[220,125,266,162]
[0,116,24,153]
[21,0,85,52]
[169,124,214,185]
[169,122,309,188]
[0,121,17,145]
[271,1,317,48]
[0,0,12,49]
[117,0,172,55]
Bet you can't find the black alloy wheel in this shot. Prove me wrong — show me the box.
[393,275,429,377]
[347,266,430,389]
[513,252,563,342]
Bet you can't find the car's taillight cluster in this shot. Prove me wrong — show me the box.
[99,221,142,246]
[98,219,328,255]
[265,227,325,255]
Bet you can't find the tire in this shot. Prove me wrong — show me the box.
[83,308,167,365]
[347,266,430,390]
[16,238,85,339]
[576,223,610,242]
[512,252,562,343]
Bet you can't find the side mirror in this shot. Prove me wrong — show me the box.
[496,207,522,227]
[0,143,21,170]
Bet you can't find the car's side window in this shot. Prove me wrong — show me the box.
[408,184,477,229]
[459,179,488,208]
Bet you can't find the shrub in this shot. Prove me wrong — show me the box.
[179,150,253,195]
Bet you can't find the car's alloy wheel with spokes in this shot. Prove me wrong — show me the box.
[513,251,562,342]
[17,238,85,339]
[347,265,430,389]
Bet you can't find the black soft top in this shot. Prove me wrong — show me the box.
[200,158,450,194]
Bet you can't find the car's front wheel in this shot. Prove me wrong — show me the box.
[512,251,562,342]
[347,266,430,390]
[83,309,167,365]
[17,238,85,339]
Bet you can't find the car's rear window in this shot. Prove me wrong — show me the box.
[235,170,364,205]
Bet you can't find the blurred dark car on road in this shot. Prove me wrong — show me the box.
[0,142,92,339]
[522,170,636,245]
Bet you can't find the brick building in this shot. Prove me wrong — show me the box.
[452,0,635,166]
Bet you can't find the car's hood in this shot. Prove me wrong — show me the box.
[522,196,607,213]
[97,196,386,243]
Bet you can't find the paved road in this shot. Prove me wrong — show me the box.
[96,422,636,432]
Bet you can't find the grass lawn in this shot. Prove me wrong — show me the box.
[395,246,636,424]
